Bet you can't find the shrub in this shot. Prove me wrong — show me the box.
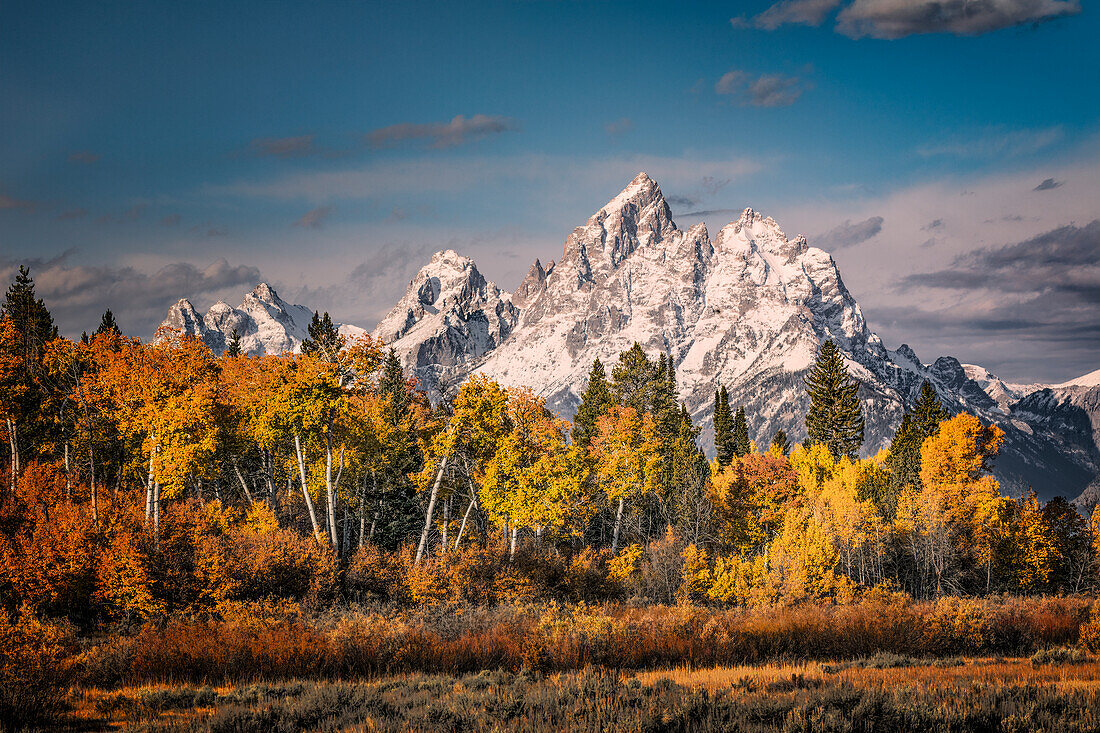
[1031,646,1089,666]
[0,605,78,727]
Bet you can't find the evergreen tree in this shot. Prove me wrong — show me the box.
[574,358,614,447]
[769,429,791,456]
[94,309,121,336]
[378,348,410,419]
[804,340,865,459]
[1,266,59,469]
[2,266,57,370]
[301,311,345,362]
[887,380,950,495]
[732,406,750,457]
[611,343,654,413]
[914,380,950,435]
[224,328,242,357]
[713,385,734,467]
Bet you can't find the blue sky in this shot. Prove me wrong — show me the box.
[2,0,1098,383]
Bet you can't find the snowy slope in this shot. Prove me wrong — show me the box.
[158,283,361,356]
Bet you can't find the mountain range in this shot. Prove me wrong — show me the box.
[159,173,1100,505]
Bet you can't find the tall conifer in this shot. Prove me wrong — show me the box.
[574,358,614,447]
[804,340,865,459]
[713,385,734,467]
[733,406,750,457]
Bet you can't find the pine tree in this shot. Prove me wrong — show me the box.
[713,386,734,467]
[732,406,750,457]
[94,309,121,336]
[887,380,949,494]
[378,348,410,419]
[224,328,242,357]
[301,311,345,362]
[611,343,654,414]
[769,429,791,456]
[2,266,57,370]
[804,340,865,459]
[574,358,614,447]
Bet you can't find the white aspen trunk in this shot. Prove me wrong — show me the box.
[7,418,17,495]
[414,455,448,565]
[153,481,160,547]
[294,432,324,545]
[611,497,626,555]
[231,456,254,504]
[324,419,338,548]
[509,526,518,558]
[440,496,450,553]
[89,442,97,527]
[358,474,369,550]
[454,493,477,551]
[145,438,156,523]
[64,440,71,499]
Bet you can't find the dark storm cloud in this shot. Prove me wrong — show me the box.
[0,255,260,338]
[1034,177,1063,191]
[366,115,518,149]
[835,0,1081,39]
[815,216,884,250]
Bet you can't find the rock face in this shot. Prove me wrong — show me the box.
[376,173,1100,503]
[158,283,363,356]
[371,250,519,396]
[158,173,1100,504]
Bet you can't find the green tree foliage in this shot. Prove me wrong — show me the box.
[573,358,614,448]
[713,386,734,467]
[301,311,345,363]
[804,340,865,460]
[733,406,750,457]
[610,343,654,414]
[769,430,791,456]
[93,309,121,337]
[224,328,242,357]
[887,381,950,497]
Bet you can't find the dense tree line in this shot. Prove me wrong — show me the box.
[1,267,1099,629]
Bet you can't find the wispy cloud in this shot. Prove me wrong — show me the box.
[836,0,1081,39]
[0,193,37,212]
[366,114,517,149]
[715,70,806,107]
[917,126,1063,159]
[248,134,318,158]
[1034,177,1063,191]
[55,208,88,221]
[604,117,634,141]
[67,151,101,164]
[294,206,333,229]
[161,213,181,227]
[815,216,884,249]
[732,0,842,30]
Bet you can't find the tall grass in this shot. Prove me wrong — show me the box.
[80,595,1093,686]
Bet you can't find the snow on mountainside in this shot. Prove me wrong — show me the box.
[380,173,1100,503]
[158,283,364,356]
[157,173,1100,504]
[1058,368,1100,389]
[371,249,518,396]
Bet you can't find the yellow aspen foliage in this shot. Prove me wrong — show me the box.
[1015,489,1057,592]
[95,528,164,621]
[678,543,711,604]
[607,543,645,585]
[920,413,1004,488]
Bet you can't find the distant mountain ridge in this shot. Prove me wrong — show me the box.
[158,282,364,356]
[157,174,1100,504]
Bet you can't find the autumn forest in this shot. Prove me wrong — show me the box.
[5,267,1100,731]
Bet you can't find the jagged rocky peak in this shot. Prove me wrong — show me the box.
[161,299,205,336]
[249,282,280,303]
[370,248,519,399]
[512,258,551,310]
